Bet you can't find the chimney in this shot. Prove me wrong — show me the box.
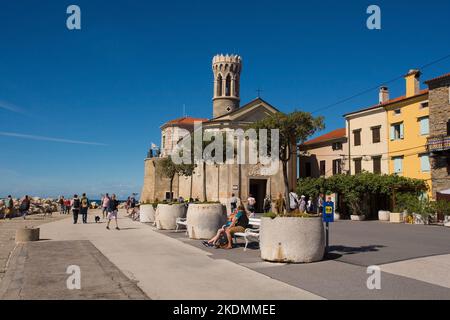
[379,86,389,104]
[404,69,421,97]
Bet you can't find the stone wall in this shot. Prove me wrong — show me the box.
[428,78,450,197]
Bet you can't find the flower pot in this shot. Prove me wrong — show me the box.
[139,204,156,223]
[334,213,341,221]
[186,204,227,239]
[260,217,325,263]
[350,215,366,221]
[155,204,187,230]
[378,210,390,222]
[389,212,404,223]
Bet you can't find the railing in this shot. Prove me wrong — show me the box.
[427,134,450,152]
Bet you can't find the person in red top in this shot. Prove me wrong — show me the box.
[64,199,71,214]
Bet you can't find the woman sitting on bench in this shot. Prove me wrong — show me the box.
[203,205,248,249]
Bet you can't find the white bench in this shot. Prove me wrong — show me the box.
[175,217,188,234]
[233,218,261,251]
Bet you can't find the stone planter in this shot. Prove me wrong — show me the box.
[378,210,390,222]
[260,217,325,263]
[444,216,450,227]
[15,227,40,243]
[350,215,366,221]
[155,204,187,230]
[390,212,404,223]
[139,204,156,223]
[186,204,227,239]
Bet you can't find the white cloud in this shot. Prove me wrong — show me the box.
[0,131,108,146]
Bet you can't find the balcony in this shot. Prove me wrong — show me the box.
[427,134,450,152]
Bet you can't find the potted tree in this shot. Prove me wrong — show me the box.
[155,156,194,230]
[252,111,325,263]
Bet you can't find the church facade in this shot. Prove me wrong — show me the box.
[140,54,297,211]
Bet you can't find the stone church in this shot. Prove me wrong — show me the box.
[140,54,297,211]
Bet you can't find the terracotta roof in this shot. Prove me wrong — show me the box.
[162,116,208,128]
[424,72,450,84]
[343,89,428,117]
[302,128,346,146]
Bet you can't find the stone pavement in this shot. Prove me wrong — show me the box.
[2,210,450,299]
[36,210,322,300]
[158,220,450,299]
[0,240,148,299]
[0,213,66,283]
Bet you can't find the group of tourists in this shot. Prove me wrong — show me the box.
[59,194,90,224]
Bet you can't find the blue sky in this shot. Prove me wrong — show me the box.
[1,0,450,199]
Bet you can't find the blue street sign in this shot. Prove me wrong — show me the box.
[323,201,334,223]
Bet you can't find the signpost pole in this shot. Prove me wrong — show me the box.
[323,200,334,259]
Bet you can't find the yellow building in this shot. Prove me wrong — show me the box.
[385,70,431,195]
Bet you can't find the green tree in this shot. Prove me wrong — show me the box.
[159,156,195,202]
[251,111,324,213]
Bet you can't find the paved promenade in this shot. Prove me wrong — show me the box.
[33,210,321,300]
[1,210,450,299]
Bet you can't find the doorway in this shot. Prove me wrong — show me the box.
[249,179,267,213]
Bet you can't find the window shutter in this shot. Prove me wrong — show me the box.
[420,117,429,135]
[394,157,402,173]
[420,154,430,172]
[399,123,404,139]
[390,125,395,140]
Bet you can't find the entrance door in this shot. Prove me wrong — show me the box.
[249,179,267,213]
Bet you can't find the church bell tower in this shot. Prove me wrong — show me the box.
[212,54,242,118]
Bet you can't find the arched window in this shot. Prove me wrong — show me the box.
[234,75,240,97]
[225,74,231,96]
[216,74,222,96]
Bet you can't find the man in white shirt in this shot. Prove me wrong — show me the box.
[247,194,256,217]
[288,190,299,212]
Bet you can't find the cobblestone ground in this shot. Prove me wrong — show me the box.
[0,213,67,283]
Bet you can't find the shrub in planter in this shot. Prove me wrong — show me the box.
[260,212,325,263]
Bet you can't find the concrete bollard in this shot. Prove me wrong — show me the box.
[15,227,40,243]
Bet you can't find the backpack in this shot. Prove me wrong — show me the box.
[215,233,229,249]
[81,198,88,208]
[73,198,80,209]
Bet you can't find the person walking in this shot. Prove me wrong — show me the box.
[317,193,324,215]
[59,196,65,214]
[71,194,81,224]
[80,193,90,224]
[64,198,71,214]
[247,194,256,217]
[106,194,120,230]
[274,192,286,215]
[4,195,14,220]
[288,189,299,212]
[19,195,31,220]
[230,193,238,213]
[125,197,131,214]
[101,194,110,219]
[307,198,313,213]
[263,194,272,213]
[299,195,306,213]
